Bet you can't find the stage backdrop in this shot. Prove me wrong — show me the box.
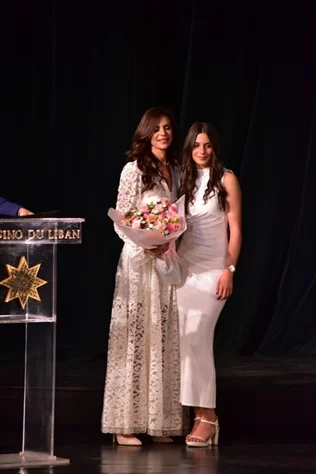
[1,0,315,360]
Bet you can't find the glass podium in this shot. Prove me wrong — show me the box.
[0,218,84,469]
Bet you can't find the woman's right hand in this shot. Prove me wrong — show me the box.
[18,207,33,216]
[145,243,169,258]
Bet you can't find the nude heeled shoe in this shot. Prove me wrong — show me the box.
[185,418,219,447]
[112,434,142,446]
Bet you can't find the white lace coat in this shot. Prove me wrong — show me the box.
[101,161,188,436]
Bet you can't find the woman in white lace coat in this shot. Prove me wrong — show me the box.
[101,107,187,446]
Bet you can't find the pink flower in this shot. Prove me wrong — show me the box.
[169,203,177,212]
[166,222,176,233]
[166,210,177,220]
[161,197,171,208]
[138,204,148,213]
[132,219,142,229]
[154,204,164,213]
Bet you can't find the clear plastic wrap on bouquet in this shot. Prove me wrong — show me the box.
[108,195,187,249]
[155,242,183,285]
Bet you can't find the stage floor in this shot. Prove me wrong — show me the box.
[1,443,316,474]
[1,356,316,473]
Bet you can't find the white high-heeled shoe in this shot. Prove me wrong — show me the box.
[185,416,201,441]
[185,418,219,447]
[112,434,142,446]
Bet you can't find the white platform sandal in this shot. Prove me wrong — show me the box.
[185,417,201,441]
[185,418,219,447]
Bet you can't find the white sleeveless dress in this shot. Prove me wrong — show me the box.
[101,161,187,436]
[176,168,231,408]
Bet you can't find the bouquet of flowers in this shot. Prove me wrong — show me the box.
[108,195,187,284]
[108,194,186,249]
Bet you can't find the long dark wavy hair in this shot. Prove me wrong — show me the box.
[126,107,179,192]
[179,122,228,212]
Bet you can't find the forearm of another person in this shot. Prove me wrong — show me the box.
[0,197,32,217]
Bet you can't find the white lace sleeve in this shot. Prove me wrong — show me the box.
[114,162,142,242]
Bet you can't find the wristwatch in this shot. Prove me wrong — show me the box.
[226,264,236,273]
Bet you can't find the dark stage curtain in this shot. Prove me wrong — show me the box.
[1,0,315,360]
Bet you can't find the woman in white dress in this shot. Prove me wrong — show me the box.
[101,107,187,446]
[177,122,242,447]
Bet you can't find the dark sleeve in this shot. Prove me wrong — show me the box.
[0,197,21,216]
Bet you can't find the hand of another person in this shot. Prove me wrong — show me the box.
[216,270,233,300]
[145,243,170,258]
[18,207,33,216]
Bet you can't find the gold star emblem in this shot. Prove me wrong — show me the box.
[0,256,47,309]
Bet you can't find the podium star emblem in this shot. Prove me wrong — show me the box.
[0,256,47,309]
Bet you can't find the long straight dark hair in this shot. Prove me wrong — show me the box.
[179,122,227,212]
[126,107,179,192]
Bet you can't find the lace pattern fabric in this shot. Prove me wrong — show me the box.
[101,161,188,436]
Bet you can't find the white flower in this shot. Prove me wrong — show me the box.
[141,194,162,205]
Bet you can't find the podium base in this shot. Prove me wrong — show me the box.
[0,451,70,469]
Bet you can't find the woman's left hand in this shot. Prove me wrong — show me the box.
[145,243,170,258]
[216,270,233,300]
